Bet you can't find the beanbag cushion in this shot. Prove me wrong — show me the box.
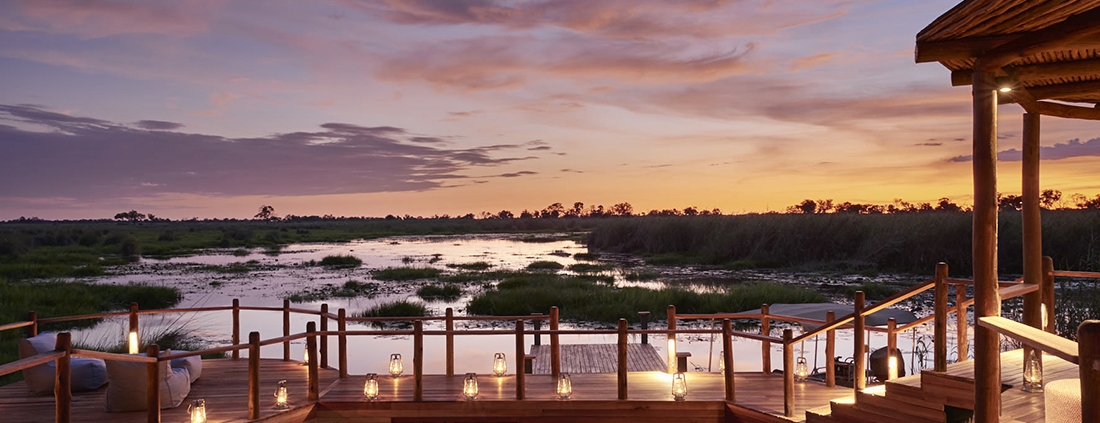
[166,350,202,383]
[18,332,107,394]
[105,357,191,411]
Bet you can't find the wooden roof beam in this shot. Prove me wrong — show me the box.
[917,33,1100,64]
[975,7,1100,72]
[951,57,1100,86]
[1036,101,1100,121]
[997,79,1100,104]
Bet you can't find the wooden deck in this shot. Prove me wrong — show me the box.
[0,358,853,423]
[529,343,667,374]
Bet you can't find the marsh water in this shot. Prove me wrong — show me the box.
[70,234,945,377]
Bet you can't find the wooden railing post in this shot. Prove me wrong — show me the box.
[232,299,240,359]
[853,291,866,392]
[667,305,677,374]
[761,304,771,374]
[27,311,38,338]
[413,320,423,401]
[319,304,329,369]
[1079,320,1100,423]
[639,311,650,344]
[1042,256,1056,333]
[617,318,628,400]
[934,262,948,372]
[55,332,72,423]
[825,311,836,387]
[516,320,526,400]
[445,308,455,376]
[783,329,794,418]
[887,318,898,380]
[550,306,560,378]
[129,302,140,350]
[532,313,543,346]
[282,300,291,361]
[722,319,734,402]
[956,281,968,363]
[306,322,319,401]
[248,332,260,419]
[338,308,347,378]
[146,345,160,423]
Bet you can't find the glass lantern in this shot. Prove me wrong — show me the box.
[718,351,725,374]
[794,357,810,382]
[363,373,379,400]
[1023,350,1043,393]
[556,373,572,399]
[128,331,139,355]
[303,349,309,365]
[273,380,290,409]
[493,352,507,377]
[462,373,479,400]
[389,353,403,378]
[187,398,207,423]
[671,372,688,401]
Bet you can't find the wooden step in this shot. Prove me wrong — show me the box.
[830,398,941,423]
[856,389,944,421]
[804,404,836,423]
[919,370,975,409]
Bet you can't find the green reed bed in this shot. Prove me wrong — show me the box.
[372,267,442,281]
[359,300,429,318]
[416,284,463,301]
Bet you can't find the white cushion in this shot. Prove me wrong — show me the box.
[166,350,202,383]
[18,333,107,394]
[104,357,191,412]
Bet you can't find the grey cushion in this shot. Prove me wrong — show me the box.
[166,350,202,383]
[104,357,191,412]
[18,332,107,394]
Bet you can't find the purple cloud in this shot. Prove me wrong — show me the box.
[949,137,1100,162]
[134,120,184,131]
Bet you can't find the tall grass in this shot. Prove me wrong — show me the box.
[372,267,441,281]
[587,211,1100,274]
[416,284,462,301]
[358,300,429,318]
[467,273,824,323]
[318,255,362,268]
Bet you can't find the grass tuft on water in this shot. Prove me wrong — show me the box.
[359,300,429,318]
[287,280,378,302]
[526,260,564,271]
[416,284,462,301]
[372,267,442,281]
[319,254,363,268]
[446,261,492,271]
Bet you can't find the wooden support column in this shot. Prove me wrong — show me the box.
[413,321,423,401]
[825,311,836,387]
[783,329,794,417]
[761,304,771,373]
[282,300,291,361]
[957,278,969,362]
[972,70,1002,423]
[445,308,455,376]
[248,332,260,419]
[337,309,347,378]
[1079,321,1100,423]
[319,304,328,369]
[853,292,866,392]
[1042,257,1056,333]
[306,322,318,401]
[935,263,949,372]
[617,319,628,400]
[27,311,37,338]
[55,333,71,423]
[516,319,526,400]
[232,299,240,359]
[722,319,735,401]
[1022,112,1044,380]
[639,311,650,344]
[667,305,677,374]
[550,306,560,378]
[146,345,160,423]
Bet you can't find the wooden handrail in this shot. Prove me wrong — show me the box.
[159,344,246,361]
[1052,270,1100,278]
[977,316,1078,364]
[0,321,34,332]
[677,312,761,320]
[135,306,232,314]
[791,278,935,344]
[37,310,130,323]
[0,350,66,377]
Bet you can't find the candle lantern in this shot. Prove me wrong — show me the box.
[719,351,725,373]
[556,373,572,399]
[273,380,290,409]
[187,398,207,423]
[1023,350,1043,393]
[671,372,688,401]
[493,352,507,377]
[363,373,379,400]
[462,373,479,400]
[303,349,309,365]
[795,357,810,382]
[128,331,139,355]
[389,353,403,377]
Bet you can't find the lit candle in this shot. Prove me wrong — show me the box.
[888,356,898,380]
[795,357,810,382]
[363,373,379,400]
[492,352,507,377]
[274,380,290,409]
[187,399,206,423]
[1023,350,1043,393]
[556,373,572,399]
[671,372,687,401]
[389,353,403,377]
[128,331,139,355]
[462,373,479,400]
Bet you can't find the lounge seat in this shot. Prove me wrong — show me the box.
[105,355,191,411]
[166,350,202,383]
[18,332,107,394]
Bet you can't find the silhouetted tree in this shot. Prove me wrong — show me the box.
[1040,189,1062,209]
[113,210,146,222]
[935,197,963,212]
[610,202,633,216]
[567,202,584,217]
[683,206,698,216]
[255,205,276,220]
[498,210,514,219]
[788,199,817,214]
[541,203,565,218]
[997,194,1023,211]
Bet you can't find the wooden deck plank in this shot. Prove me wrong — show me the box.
[530,344,666,374]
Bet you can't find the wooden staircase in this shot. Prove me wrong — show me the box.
[804,348,1079,423]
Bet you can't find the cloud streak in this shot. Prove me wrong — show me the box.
[949,138,1100,162]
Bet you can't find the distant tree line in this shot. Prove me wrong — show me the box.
[785,189,1100,215]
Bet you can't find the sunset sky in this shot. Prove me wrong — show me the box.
[3,0,1100,220]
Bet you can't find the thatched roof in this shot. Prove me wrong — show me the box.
[916,0,1100,117]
